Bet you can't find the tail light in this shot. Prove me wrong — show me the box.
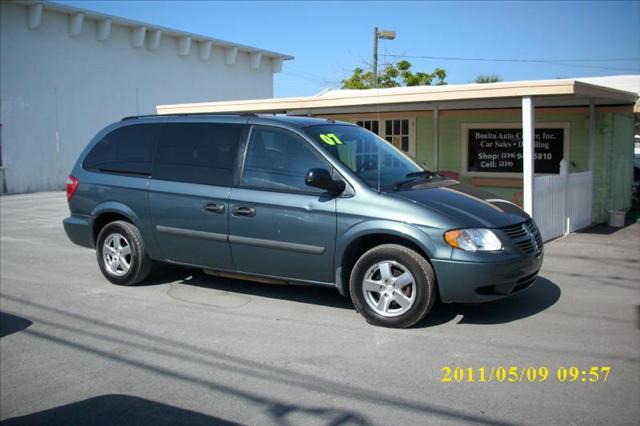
[66,175,78,201]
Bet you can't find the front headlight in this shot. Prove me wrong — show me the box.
[443,228,503,252]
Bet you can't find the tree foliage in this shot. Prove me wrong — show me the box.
[474,74,502,84]
[341,61,447,89]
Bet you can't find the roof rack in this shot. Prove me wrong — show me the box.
[121,112,258,121]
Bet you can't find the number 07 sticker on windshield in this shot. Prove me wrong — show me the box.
[319,133,343,146]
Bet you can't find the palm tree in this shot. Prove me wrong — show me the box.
[474,74,502,84]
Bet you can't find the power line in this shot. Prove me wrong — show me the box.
[383,53,640,72]
[282,71,341,86]
[282,66,342,85]
[384,53,640,63]
[527,61,640,72]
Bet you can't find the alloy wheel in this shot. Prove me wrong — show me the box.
[102,233,132,277]
[362,260,416,317]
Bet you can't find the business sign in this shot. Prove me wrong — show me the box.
[467,128,564,174]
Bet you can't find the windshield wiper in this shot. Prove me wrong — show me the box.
[406,170,434,179]
[393,170,434,191]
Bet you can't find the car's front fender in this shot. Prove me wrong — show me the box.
[333,219,450,295]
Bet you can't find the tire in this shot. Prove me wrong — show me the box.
[349,244,436,328]
[96,220,153,286]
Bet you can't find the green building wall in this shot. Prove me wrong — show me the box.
[413,107,634,223]
[592,111,635,222]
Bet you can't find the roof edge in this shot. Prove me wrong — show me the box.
[573,80,639,102]
[14,0,293,60]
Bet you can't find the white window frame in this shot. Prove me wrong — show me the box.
[352,117,416,157]
[461,122,571,178]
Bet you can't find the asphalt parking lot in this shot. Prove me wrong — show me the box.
[1,191,639,425]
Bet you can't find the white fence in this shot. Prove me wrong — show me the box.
[533,161,593,241]
[566,171,594,232]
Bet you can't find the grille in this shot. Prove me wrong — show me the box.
[502,223,528,238]
[501,218,543,255]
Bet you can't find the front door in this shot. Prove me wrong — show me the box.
[228,126,337,284]
[148,119,245,269]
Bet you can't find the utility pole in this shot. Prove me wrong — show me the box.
[372,27,396,89]
[373,27,379,88]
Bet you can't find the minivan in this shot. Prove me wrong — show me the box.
[64,114,543,328]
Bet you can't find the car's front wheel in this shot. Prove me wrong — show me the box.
[96,220,152,286]
[349,244,436,328]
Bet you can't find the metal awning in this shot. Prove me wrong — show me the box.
[156,78,638,115]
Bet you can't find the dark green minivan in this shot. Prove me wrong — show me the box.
[64,114,543,328]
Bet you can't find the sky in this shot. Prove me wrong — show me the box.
[53,1,640,98]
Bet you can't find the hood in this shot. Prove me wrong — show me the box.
[388,180,528,228]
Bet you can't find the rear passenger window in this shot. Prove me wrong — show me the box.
[83,124,159,175]
[153,122,243,186]
[242,127,328,193]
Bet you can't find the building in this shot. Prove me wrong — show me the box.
[0,0,292,194]
[157,76,639,239]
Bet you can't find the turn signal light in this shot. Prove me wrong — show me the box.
[444,229,463,249]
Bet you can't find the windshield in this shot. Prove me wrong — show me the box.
[305,124,429,191]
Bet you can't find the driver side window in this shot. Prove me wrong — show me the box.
[242,127,328,193]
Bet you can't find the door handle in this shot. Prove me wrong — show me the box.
[232,206,256,217]
[202,202,225,214]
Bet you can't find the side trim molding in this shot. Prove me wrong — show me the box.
[155,226,326,255]
[156,225,227,242]
[229,235,325,255]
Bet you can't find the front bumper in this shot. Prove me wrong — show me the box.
[63,215,94,248]
[431,253,543,303]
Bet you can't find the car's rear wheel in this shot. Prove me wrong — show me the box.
[349,244,435,328]
[96,220,152,286]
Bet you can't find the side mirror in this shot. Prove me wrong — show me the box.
[305,168,345,194]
